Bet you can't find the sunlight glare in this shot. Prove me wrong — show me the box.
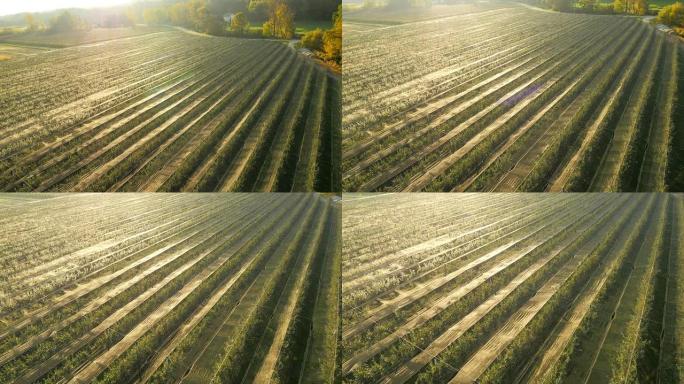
[0,0,133,16]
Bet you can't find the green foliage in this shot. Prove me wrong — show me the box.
[612,0,649,14]
[636,0,649,14]
[657,1,684,25]
[578,0,597,11]
[548,0,573,11]
[259,0,295,39]
[363,0,432,8]
[666,48,684,190]
[143,8,169,25]
[275,1,295,38]
[142,0,227,35]
[99,12,135,28]
[322,5,341,63]
[302,27,324,50]
[130,0,336,37]
[230,11,249,32]
[298,5,340,66]
[249,0,273,14]
[49,11,88,33]
[25,14,41,32]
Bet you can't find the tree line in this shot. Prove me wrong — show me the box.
[12,0,340,38]
[541,0,649,14]
[537,0,684,28]
[301,5,342,67]
[358,0,436,8]
[656,1,684,29]
[22,10,130,33]
[365,0,678,17]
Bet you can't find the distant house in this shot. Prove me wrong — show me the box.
[223,14,233,24]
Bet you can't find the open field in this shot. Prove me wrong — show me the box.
[0,29,341,192]
[342,193,684,383]
[0,193,341,383]
[0,27,169,48]
[296,20,335,35]
[344,3,507,23]
[342,2,684,192]
[0,44,52,61]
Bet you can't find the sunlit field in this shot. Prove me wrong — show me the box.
[342,2,684,192]
[341,193,684,384]
[0,193,341,383]
[0,29,341,192]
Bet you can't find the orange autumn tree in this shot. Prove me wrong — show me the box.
[251,0,295,39]
[322,5,341,63]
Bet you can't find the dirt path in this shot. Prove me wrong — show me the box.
[345,16,541,120]
[135,199,300,383]
[173,26,213,38]
[0,71,193,187]
[8,217,182,288]
[515,2,558,13]
[342,36,543,161]
[342,14,592,140]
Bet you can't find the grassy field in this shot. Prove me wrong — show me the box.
[588,0,679,10]
[242,20,333,37]
[342,2,683,192]
[341,193,684,384]
[0,193,341,383]
[0,43,53,61]
[0,26,168,48]
[345,3,508,23]
[296,20,334,36]
[0,29,341,192]
[647,0,678,9]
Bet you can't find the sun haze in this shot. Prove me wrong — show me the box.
[0,0,133,16]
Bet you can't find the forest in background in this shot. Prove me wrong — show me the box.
[347,0,683,37]
[0,0,341,65]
